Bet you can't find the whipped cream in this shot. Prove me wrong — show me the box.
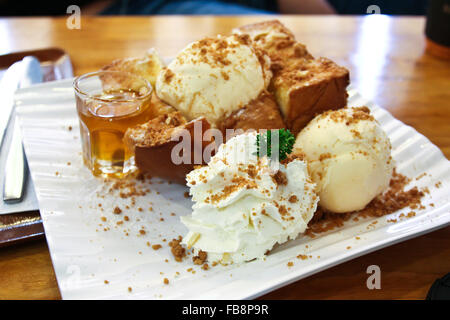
[156,35,271,125]
[294,107,394,213]
[181,132,318,264]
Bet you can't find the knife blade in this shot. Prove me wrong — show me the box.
[0,61,22,147]
[2,56,42,203]
[3,121,26,202]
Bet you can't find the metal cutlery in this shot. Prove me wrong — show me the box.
[2,57,43,203]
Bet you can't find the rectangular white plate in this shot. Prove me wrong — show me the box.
[16,79,450,300]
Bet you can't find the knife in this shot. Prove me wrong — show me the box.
[3,121,26,202]
[2,57,42,202]
[0,61,21,147]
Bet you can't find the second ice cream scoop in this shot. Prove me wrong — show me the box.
[294,107,394,213]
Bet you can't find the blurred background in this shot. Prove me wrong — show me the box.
[0,0,430,16]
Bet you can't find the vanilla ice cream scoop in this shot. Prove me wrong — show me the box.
[156,34,272,125]
[294,107,394,213]
[181,132,318,264]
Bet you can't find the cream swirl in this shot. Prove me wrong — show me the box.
[181,132,318,264]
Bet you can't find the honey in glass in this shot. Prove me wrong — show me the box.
[74,71,154,178]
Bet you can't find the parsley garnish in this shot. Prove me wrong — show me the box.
[255,129,295,161]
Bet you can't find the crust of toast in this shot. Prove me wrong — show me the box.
[124,112,214,184]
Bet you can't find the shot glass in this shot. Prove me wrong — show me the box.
[73,71,153,178]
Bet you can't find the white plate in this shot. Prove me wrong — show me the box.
[16,79,450,300]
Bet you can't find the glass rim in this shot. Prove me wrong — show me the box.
[73,70,153,103]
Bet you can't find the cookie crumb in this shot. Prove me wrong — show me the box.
[193,250,207,265]
[152,244,162,250]
[306,170,426,237]
[168,236,187,262]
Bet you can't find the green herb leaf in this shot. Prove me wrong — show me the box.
[255,129,295,161]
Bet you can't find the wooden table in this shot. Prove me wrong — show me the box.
[0,16,449,300]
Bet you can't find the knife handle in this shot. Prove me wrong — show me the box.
[3,120,26,203]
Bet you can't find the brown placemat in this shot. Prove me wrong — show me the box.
[0,211,44,247]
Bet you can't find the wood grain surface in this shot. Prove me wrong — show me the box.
[0,15,448,300]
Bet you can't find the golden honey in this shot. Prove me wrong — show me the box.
[75,84,153,178]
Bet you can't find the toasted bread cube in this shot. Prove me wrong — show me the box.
[124,112,214,184]
[273,57,349,134]
[218,90,285,136]
[233,20,296,52]
[233,20,312,66]
[101,48,165,88]
[234,20,349,135]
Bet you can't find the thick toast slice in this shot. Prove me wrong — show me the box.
[124,112,214,184]
[218,90,285,136]
[234,20,350,134]
[101,48,165,88]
